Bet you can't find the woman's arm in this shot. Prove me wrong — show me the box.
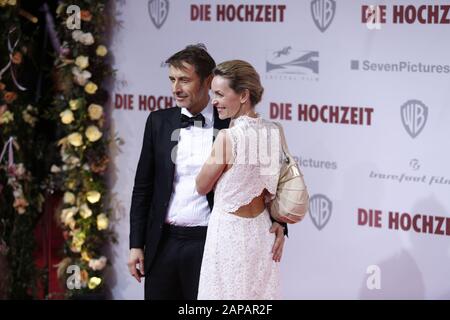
[196,130,232,195]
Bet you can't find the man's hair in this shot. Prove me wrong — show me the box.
[165,44,216,82]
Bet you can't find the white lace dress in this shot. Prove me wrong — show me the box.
[197,115,282,300]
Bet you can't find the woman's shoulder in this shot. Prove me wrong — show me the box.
[262,118,278,126]
[261,118,282,132]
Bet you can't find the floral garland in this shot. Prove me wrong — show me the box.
[51,0,113,297]
[0,0,47,298]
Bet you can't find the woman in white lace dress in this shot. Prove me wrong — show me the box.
[196,60,283,299]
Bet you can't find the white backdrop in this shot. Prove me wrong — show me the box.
[108,0,450,299]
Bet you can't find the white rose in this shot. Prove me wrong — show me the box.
[69,99,81,110]
[63,192,76,205]
[97,213,109,230]
[79,203,92,219]
[88,104,103,120]
[89,256,107,271]
[96,45,108,57]
[85,125,102,142]
[71,30,83,42]
[86,190,101,204]
[50,165,61,173]
[67,132,83,147]
[80,32,94,45]
[88,277,101,289]
[84,81,98,94]
[68,219,76,230]
[65,156,80,166]
[60,109,74,124]
[22,111,37,127]
[72,31,94,46]
[75,55,89,70]
[61,207,78,225]
[72,67,92,86]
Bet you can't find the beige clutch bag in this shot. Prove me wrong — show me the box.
[270,123,309,224]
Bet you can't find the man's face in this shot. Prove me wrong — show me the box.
[169,62,209,113]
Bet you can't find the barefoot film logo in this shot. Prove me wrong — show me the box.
[369,159,450,187]
[148,0,169,29]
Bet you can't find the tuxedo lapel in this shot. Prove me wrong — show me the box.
[164,107,181,191]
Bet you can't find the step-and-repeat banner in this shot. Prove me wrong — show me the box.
[108,0,450,299]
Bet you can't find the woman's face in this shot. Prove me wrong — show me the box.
[211,75,243,120]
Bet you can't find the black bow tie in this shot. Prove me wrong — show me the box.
[180,113,206,128]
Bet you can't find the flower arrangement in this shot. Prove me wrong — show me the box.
[50,0,114,298]
[1,0,114,299]
[0,1,48,298]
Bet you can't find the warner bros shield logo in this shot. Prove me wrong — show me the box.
[309,194,332,230]
[148,0,169,29]
[401,100,428,138]
[311,0,336,32]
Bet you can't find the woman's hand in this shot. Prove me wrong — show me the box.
[269,222,285,262]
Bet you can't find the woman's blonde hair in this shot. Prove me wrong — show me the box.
[213,60,264,106]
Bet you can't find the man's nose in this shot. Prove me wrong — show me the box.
[172,81,181,93]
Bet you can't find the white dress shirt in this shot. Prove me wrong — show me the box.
[165,102,214,226]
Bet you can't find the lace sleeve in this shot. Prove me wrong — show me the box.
[213,122,283,214]
[226,128,238,159]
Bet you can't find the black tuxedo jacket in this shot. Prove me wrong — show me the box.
[129,106,229,272]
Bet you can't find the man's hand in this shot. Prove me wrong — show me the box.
[269,222,285,262]
[128,248,145,283]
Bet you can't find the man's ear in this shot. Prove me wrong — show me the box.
[240,89,250,104]
[205,74,213,89]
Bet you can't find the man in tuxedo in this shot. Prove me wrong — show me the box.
[128,44,286,300]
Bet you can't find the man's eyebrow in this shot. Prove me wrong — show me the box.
[169,75,191,80]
